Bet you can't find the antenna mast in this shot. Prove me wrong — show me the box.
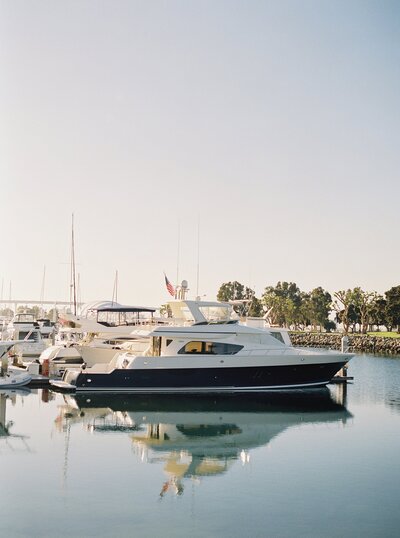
[112,270,118,305]
[40,265,46,316]
[176,220,181,287]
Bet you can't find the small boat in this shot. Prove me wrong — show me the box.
[0,371,32,388]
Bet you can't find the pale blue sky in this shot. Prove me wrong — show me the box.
[1,0,399,306]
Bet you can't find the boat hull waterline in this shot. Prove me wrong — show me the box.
[51,361,347,393]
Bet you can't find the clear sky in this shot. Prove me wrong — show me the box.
[1,0,399,307]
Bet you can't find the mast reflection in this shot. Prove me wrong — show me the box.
[0,388,31,453]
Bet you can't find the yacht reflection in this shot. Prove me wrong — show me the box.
[57,389,352,495]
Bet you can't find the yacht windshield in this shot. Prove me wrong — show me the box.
[15,314,35,323]
[198,306,232,323]
[178,307,195,323]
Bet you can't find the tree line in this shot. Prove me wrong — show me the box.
[217,281,400,334]
[0,305,58,320]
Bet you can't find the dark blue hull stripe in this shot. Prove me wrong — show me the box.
[74,362,346,393]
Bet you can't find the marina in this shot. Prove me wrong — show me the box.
[2,1,399,536]
[1,354,400,537]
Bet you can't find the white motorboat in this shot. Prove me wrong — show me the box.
[55,303,159,365]
[52,300,353,393]
[36,318,55,339]
[39,345,84,377]
[4,314,47,357]
[0,370,31,388]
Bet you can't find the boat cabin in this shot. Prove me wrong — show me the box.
[140,321,288,360]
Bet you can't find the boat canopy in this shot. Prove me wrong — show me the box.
[95,305,156,328]
[80,301,123,317]
[96,306,156,313]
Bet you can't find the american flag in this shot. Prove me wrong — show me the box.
[164,273,175,297]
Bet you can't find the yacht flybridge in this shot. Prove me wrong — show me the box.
[51,300,353,393]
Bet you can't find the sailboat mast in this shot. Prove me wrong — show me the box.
[196,216,200,297]
[176,220,181,287]
[40,265,46,316]
[70,214,77,316]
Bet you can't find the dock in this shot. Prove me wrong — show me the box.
[330,375,354,384]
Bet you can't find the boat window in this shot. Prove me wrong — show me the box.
[178,341,243,355]
[270,332,285,344]
[18,331,38,341]
[198,306,232,323]
[179,306,195,322]
[182,341,203,353]
[14,314,36,323]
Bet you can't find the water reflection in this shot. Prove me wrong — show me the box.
[347,355,400,414]
[0,388,32,453]
[56,390,352,496]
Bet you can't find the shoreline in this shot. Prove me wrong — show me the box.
[289,332,400,355]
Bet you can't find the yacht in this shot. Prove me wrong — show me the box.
[52,300,353,393]
[4,314,46,357]
[36,318,55,339]
[76,304,158,366]
[42,303,158,376]
[39,345,84,377]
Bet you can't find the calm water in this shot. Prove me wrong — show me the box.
[1,354,400,538]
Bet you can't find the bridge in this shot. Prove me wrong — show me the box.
[1,299,83,311]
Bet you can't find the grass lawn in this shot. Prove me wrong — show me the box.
[367,332,400,339]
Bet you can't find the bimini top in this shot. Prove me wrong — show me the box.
[80,301,123,317]
[96,305,156,313]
